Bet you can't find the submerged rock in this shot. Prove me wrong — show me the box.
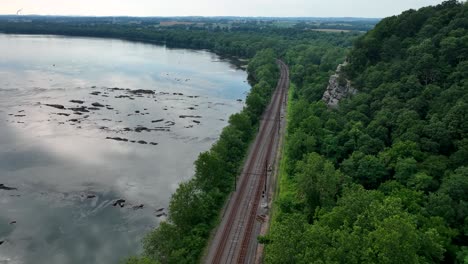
[179,115,202,119]
[113,199,126,207]
[156,212,167,217]
[91,102,105,107]
[133,204,144,210]
[87,107,101,111]
[0,184,17,191]
[69,106,90,113]
[45,104,65,109]
[108,87,126,91]
[106,137,129,142]
[134,126,150,133]
[153,127,171,131]
[129,89,155,95]
[70,100,85,104]
[115,95,131,99]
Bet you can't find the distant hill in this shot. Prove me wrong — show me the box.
[0,15,379,32]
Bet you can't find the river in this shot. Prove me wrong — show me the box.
[0,34,249,264]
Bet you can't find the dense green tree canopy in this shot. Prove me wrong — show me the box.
[267,1,467,263]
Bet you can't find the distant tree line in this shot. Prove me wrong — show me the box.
[0,18,356,59]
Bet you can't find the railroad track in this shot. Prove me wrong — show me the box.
[206,60,289,264]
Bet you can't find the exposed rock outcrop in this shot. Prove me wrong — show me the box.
[322,62,357,108]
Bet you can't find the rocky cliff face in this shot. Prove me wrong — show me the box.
[322,62,357,108]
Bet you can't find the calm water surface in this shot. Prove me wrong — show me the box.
[0,34,249,264]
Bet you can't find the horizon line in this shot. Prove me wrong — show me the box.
[0,14,382,19]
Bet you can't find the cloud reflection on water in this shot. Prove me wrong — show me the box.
[0,34,249,264]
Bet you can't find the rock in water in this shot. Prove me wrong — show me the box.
[322,61,357,108]
[70,100,85,104]
[91,102,105,107]
[0,184,17,190]
[156,212,167,217]
[179,115,202,119]
[133,204,144,210]
[106,137,129,142]
[45,104,65,109]
[113,199,126,207]
[129,89,155,95]
[69,106,90,113]
[134,127,150,133]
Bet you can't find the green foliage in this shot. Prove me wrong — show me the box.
[268,185,455,264]
[341,151,389,189]
[267,1,468,263]
[296,153,345,219]
[124,256,157,264]
[265,214,309,264]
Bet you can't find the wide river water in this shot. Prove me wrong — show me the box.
[0,34,249,264]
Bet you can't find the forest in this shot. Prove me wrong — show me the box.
[265,1,467,263]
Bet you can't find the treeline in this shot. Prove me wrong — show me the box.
[266,1,467,263]
[0,19,356,59]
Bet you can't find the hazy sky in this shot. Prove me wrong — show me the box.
[1,0,445,18]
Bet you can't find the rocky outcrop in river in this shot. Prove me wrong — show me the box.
[322,62,357,108]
